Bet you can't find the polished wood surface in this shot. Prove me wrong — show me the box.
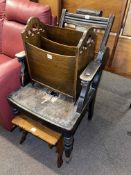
[106,1,131,77]
[12,115,61,145]
[26,42,77,97]
[30,0,131,77]
[123,1,131,36]
[63,0,128,33]
[108,0,131,78]
[109,37,131,77]
[38,0,61,18]
[95,32,115,66]
[96,33,115,53]
[62,0,128,68]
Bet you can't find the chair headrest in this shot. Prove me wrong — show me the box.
[6,0,51,24]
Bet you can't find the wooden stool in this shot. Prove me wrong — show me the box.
[12,115,63,168]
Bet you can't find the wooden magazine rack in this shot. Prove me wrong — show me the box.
[22,17,95,100]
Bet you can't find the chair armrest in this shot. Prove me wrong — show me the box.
[80,47,109,82]
[15,51,30,86]
[15,51,26,62]
[80,61,101,82]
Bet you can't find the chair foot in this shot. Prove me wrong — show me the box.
[65,155,72,163]
[57,155,63,168]
[20,131,28,144]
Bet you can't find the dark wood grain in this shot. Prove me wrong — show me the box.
[25,42,77,97]
[31,0,62,18]
[108,37,131,78]
[123,1,131,36]
[22,17,96,100]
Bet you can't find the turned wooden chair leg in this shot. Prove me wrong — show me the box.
[56,137,64,168]
[20,131,28,144]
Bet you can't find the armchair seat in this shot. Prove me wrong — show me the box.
[9,83,78,130]
[0,54,12,64]
[0,58,21,130]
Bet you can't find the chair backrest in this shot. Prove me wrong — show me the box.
[59,9,114,53]
[1,0,52,58]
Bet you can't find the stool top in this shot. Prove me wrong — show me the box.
[12,115,61,145]
[9,83,80,130]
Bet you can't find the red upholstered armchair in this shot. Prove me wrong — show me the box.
[0,0,57,130]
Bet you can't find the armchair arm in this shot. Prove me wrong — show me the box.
[80,47,109,82]
[76,47,109,113]
[80,61,101,82]
[15,51,30,86]
[15,51,26,62]
[77,60,101,114]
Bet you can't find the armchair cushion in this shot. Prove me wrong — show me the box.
[0,58,21,88]
[2,20,24,58]
[0,58,21,130]
[0,54,11,64]
[6,0,52,24]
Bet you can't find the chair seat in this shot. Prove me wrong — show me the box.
[9,83,80,130]
[0,54,12,64]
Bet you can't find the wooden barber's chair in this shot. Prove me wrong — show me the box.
[8,9,114,166]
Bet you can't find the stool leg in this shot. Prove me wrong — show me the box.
[20,131,28,144]
[10,125,17,132]
[56,137,64,168]
[48,144,53,149]
[19,128,23,132]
